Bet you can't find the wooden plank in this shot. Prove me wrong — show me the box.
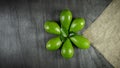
[0,0,112,68]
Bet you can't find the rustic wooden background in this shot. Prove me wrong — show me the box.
[0,0,113,68]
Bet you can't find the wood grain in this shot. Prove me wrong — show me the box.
[0,0,112,68]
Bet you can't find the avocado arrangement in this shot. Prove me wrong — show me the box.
[44,9,90,59]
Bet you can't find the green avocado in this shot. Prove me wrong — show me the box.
[61,38,74,59]
[60,9,72,30]
[46,37,62,51]
[70,35,90,49]
[44,21,60,34]
[70,18,85,32]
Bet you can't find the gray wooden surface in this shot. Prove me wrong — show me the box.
[0,0,113,68]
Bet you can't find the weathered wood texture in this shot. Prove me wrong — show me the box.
[0,0,113,68]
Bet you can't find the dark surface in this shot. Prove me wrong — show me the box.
[0,0,113,68]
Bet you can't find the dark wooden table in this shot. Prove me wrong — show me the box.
[0,0,113,68]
